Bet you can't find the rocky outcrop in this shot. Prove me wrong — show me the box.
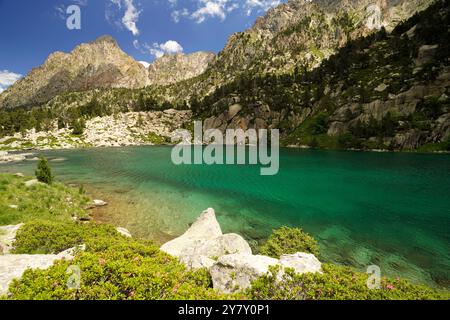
[161,208,322,294]
[160,208,223,257]
[116,227,132,238]
[279,252,322,275]
[0,224,24,254]
[0,249,75,295]
[0,110,192,151]
[0,224,80,295]
[161,208,252,270]
[210,254,279,294]
[147,52,215,86]
[0,35,150,109]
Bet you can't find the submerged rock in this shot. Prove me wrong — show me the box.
[92,199,108,207]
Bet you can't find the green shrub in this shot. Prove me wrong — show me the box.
[8,238,234,300]
[72,119,85,135]
[247,264,449,300]
[35,157,53,184]
[259,226,320,258]
[12,220,122,254]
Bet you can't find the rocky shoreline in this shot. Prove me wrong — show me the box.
[0,109,191,152]
[160,208,322,294]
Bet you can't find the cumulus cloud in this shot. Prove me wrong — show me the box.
[169,0,281,24]
[191,0,235,23]
[244,0,280,16]
[122,0,140,36]
[0,70,22,93]
[106,0,141,36]
[146,40,184,58]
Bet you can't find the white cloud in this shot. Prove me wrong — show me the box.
[191,0,231,23]
[107,0,141,36]
[244,0,280,16]
[169,0,280,24]
[122,0,141,36]
[0,70,22,93]
[171,8,189,23]
[147,40,184,58]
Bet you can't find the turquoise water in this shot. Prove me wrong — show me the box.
[1,146,449,288]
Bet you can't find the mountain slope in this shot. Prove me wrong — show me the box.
[174,0,435,102]
[147,52,215,86]
[192,0,450,151]
[0,36,149,109]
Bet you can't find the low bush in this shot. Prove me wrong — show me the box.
[247,264,449,300]
[259,226,320,258]
[12,220,122,254]
[8,237,235,300]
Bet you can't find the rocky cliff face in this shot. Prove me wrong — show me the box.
[195,0,450,151]
[195,0,434,90]
[0,36,150,109]
[147,52,215,86]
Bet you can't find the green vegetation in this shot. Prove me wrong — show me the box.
[7,220,234,300]
[0,174,448,300]
[71,118,85,135]
[12,220,121,254]
[0,174,89,225]
[141,132,169,145]
[259,226,320,258]
[247,264,449,300]
[35,157,54,184]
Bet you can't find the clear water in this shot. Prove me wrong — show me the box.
[1,146,449,289]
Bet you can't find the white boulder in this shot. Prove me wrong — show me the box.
[161,208,222,257]
[210,254,279,294]
[92,199,108,207]
[279,252,322,275]
[116,227,132,238]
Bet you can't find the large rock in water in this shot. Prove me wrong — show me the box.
[160,209,252,270]
[210,254,279,294]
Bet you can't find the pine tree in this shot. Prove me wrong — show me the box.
[35,157,54,184]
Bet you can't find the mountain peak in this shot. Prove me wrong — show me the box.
[90,35,118,46]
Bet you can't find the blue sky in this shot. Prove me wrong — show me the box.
[0,0,285,92]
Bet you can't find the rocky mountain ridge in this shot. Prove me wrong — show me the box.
[0,36,213,109]
[147,52,215,86]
